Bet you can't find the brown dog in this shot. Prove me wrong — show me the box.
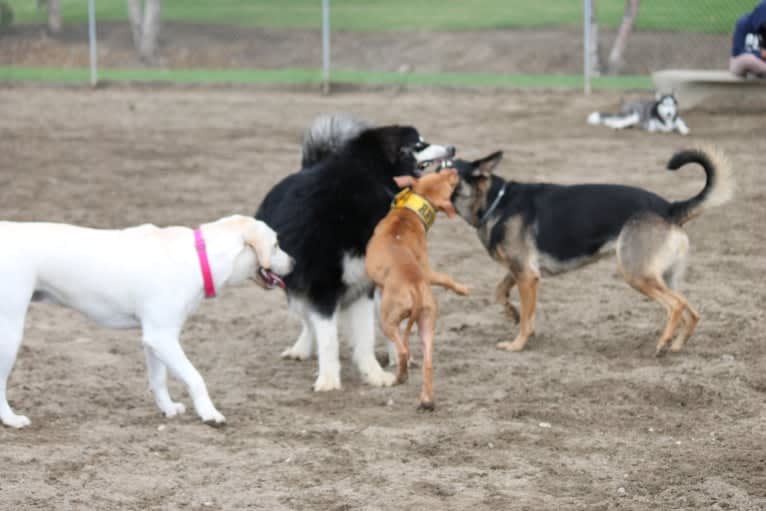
[365,169,469,410]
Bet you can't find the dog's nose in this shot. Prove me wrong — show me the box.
[445,145,456,157]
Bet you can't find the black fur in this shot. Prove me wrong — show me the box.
[490,179,669,263]
[255,125,426,316]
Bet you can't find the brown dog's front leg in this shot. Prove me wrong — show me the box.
[428,270,469,296]
[497,272,538,352]
[494,273,520,324]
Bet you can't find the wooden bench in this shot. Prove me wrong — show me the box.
[652,69,766,111]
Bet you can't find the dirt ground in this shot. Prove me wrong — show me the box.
[0,84,764,510]
[1,22,732,74]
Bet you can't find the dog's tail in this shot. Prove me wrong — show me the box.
[587,112,603,125]
[666,146,734,225]
[301,113,369,168]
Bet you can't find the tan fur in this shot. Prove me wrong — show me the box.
[617,212,698,355]
[365,170,468,410]
[484,217,540,351]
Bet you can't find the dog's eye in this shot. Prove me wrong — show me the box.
[413,141,428,152]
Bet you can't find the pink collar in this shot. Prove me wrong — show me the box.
[194,228,216,298]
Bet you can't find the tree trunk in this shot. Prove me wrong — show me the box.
[607,0,640,75]
[587,0,601,75]
[47,0,61,34]
[126,0,161,64]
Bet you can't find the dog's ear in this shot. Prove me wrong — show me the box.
[472,151,503,178]
[375,126,419,165]
[394,175,417,188]
[243,219,274,270]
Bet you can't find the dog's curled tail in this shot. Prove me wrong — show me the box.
[666,145,734,225]
[301,112,369,168]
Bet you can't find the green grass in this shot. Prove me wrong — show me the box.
[3,0,755,33]
[0,65,653,90]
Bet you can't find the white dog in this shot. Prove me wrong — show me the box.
[0,214,293,428]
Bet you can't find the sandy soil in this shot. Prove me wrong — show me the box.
[0,85,764,510]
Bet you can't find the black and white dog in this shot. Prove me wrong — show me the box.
[256,114,455,391]
[588,93,689,135]
[449,147,732,355]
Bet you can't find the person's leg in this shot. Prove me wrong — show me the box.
[729,54,766,77]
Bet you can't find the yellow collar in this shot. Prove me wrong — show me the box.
[391,188,436,230]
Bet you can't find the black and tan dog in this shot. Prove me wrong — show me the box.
[448,147,733,355]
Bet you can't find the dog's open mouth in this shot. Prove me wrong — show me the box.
[257,267,286,289]
[417,158,448,173]
[414,143,456,174]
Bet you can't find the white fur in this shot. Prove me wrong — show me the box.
[415,143,453,164]
[0,214,293,428]
[604,112,641,130]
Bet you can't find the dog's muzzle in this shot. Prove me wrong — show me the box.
[414,143,456,172]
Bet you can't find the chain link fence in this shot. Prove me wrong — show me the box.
[588,0,753,76]
[0,1,757,87]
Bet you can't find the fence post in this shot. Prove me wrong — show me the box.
[322,0,330,94]
[583,0,592,94]
[88,0,98,86]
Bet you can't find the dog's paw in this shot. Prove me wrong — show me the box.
[364,370,397,388]
[497,340,526,352]
[280,346,312,361]
[1,413,31,429]
[454,284,470,296]
[163,402,186,418]
[200,409,226,426]
[313,372,342,392]
[417,400,435,412]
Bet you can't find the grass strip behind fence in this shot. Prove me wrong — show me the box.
[0,66,653,90]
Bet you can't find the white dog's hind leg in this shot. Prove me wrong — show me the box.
[142,325,225,425]
[0,314,31,429]
[348,295,396,387]
[143,346,186,417]
[308,310,342,391]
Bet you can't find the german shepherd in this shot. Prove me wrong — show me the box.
[448,147,733,355]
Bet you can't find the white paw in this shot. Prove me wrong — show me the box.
[363,369,397,387]
[200,409,226,425]
[281,346,312,361]
[2,413,31,429]
[163,402,186,417]
[313,372,342,392]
